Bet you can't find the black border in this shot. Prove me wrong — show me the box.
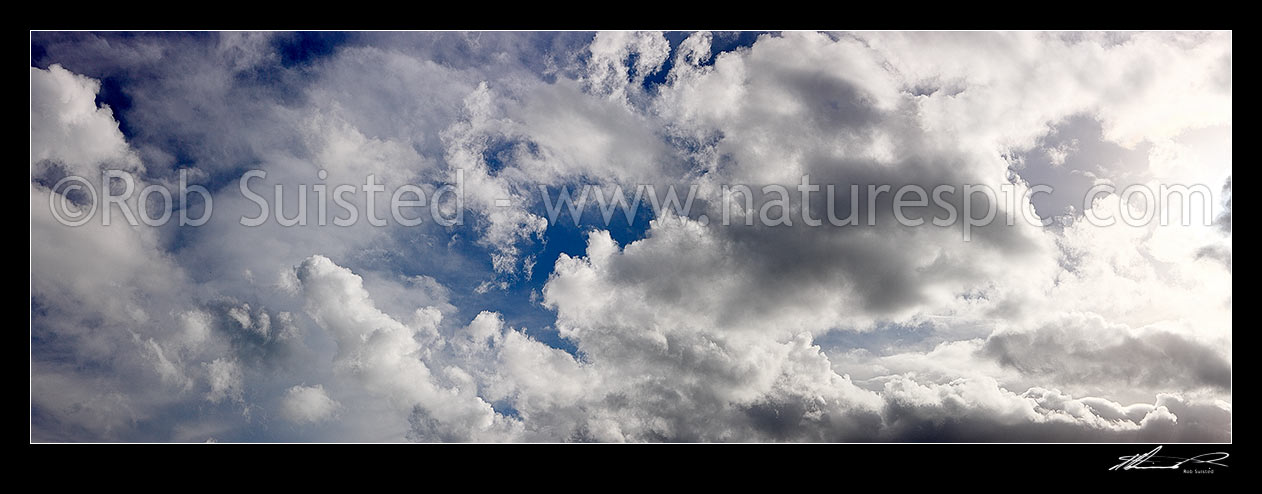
[28,443,1236,482]
[25,7,1233,31]
[28,19,1233,485]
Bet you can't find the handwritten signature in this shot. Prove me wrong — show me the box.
[1109,446,1230,471]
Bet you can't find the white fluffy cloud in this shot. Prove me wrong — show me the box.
[281,385,339,424]
[31,31,1230,442]
[30,64,140,176]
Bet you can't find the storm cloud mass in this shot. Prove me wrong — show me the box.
[30,31,1231,442]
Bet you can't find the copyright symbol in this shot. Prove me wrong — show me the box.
[48,175,98,227]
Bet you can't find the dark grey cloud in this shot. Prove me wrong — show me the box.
[982,325,1231,392]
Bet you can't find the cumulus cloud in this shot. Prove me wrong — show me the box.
[204,358,244,404]
[982,313,1231,393]
[281,385,339,424]
[294,255,522,441]
[30,64,140,176]
[30,31,1230,442]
